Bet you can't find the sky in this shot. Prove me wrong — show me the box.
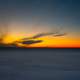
[0,0,80,47]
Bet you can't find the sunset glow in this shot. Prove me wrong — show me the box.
[1,34,80,48]
[0,0,80,48]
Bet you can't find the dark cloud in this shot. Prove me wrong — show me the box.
[22,33,56,40]
[23,32,66,41]
[32,33,56,39]
[14,32,66,45]
[22,40,42,45]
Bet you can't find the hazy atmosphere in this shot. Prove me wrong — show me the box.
[0,0,80,47]
[0,1,80,80]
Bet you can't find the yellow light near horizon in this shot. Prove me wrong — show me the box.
[1,33,80,48]
[2,35,25,44]
[29,36,80,48]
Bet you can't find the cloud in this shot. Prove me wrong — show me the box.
[21,40,43,45]
[32,33,56,39]
[23,32,66,40]
[53,33,67,37]
[0,31,66,47]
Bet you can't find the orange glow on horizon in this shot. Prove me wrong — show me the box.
[29,36,80,48]
[1,34,80,48]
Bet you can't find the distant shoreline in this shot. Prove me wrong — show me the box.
[0,47,80,50]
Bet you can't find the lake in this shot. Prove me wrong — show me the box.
[0,48,80,80]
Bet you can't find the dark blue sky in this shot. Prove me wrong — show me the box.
[0,0,80,37]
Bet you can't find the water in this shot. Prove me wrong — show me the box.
[0,48,80,80]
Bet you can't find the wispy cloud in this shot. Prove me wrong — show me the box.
[22,40,43,45]
[23,32,66,40]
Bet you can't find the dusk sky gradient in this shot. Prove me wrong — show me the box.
[0,0,80,47]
